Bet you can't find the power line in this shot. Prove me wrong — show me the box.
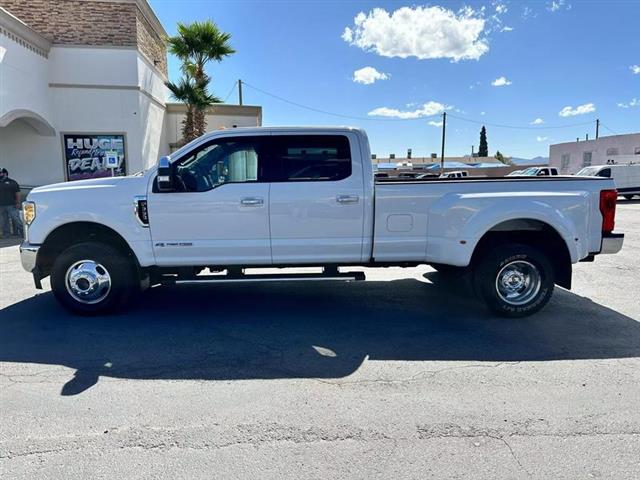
[242,81,397,122]
[445,113,595,130]
[241,81,601,130]
[222,80,237,104]
[600,122,618,135]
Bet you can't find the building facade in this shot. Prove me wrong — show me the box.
[549,133,640,174]
[0,0,261,187]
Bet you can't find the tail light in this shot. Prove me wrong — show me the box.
[599,189,617,233]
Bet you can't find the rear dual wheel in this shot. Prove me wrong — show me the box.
[474,244,554,318]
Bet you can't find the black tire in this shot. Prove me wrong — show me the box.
[50,241,137,315]
[473,244,554,318]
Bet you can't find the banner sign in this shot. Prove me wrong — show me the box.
[63,134,126,181]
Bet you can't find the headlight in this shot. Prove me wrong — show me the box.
[23,201,36,225]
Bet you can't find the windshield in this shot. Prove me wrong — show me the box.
[576,167,600,176]
[520,167,539,176]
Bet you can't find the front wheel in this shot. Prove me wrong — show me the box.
[51,242,137,315]
[473,244,554,318]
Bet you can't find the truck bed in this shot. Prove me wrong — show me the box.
[372,176,610,266]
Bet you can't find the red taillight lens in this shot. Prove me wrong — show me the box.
[599,189,617,233]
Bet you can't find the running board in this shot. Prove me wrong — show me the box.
[167,271,366,285]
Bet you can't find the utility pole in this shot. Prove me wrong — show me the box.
[596,118,600,139]
[471,145,475,157]
[440,112,446,175]
[238,79,243,106]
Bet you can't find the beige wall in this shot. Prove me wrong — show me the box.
[164,103,263,152]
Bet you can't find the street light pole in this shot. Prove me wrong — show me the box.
[440,112,446,175]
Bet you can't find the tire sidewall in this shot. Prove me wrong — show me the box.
[51,242,135,315]
[476,245,554,318]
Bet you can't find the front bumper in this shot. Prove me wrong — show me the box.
[19,242,40,272]
[601,233,624,254]
[20,242,43,289]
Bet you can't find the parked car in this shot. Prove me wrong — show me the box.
[440,170,469,179]
[575,164,640,200]
[21,127,623,317]
[520,167,558,176]
[398,172,420,179]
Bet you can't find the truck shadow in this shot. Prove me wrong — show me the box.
[1,275,639,395]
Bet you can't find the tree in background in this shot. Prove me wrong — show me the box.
[478,126,488,157]
[166,20,235,144]
[495,150,511,165]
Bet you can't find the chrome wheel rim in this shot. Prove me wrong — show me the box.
[495,260,541,306]
[65,260,112,304]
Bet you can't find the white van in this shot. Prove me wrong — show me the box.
[576,164,640,200]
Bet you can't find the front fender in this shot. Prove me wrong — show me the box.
[25,178,155,267]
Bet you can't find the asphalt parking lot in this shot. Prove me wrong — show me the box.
[1,201,639,479]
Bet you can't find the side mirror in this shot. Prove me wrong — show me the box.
[157,156,173,192]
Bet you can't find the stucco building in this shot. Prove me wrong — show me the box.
[549,133,640,174]
[0,0,261,187]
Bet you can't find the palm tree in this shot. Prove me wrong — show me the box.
[166,75,219,143]
[166,21,235,143]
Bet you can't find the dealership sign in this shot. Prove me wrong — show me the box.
[63,134,126,181]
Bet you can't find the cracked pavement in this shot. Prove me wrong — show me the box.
[1,202,639,479]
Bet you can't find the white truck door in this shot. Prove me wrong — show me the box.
[269,133,365,263]
[147,136,272,266]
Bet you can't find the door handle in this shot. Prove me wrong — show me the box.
[336,194,359,204]
[240,197,264,206]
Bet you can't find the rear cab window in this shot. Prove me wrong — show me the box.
[271,135,352,182]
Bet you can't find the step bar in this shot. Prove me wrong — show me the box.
[166,270,366,285]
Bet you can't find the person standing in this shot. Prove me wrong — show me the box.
[0,168,23,237]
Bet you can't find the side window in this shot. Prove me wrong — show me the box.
[173,136,266,192]
[597,168,611,178]
[272,135,352,182]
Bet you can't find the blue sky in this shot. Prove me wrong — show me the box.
[149,0,639,159]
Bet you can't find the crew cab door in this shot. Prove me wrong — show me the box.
[268,133,365,263]
[147,135,272,266]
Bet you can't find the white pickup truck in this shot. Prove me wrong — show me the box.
[20,127,624,317]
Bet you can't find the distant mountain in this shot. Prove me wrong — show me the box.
[510,156,549,166]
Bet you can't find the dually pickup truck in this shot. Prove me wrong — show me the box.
[20,127,624,317]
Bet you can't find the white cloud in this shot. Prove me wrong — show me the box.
[342,6,489,62]
[480,111,486,116]
[558,103,596,117]
[537,136,548,142]
[495,3,508,14]
[617,98,639,108]
[428,120,444,127]
[548,0,570,12]
[531,118,545,125]
[368,101,448,119]
[352,66,389,85]
[491,76,512,86]
[631,65,640,74]
[501,26,514,32]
